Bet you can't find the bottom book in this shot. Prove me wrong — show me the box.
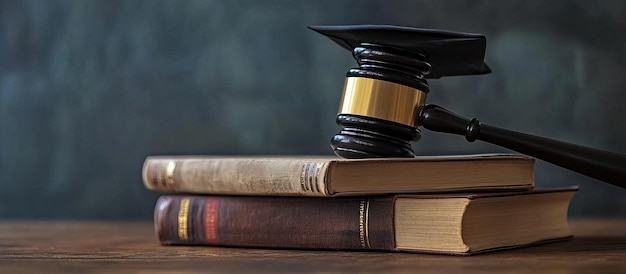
[154,187,577,255]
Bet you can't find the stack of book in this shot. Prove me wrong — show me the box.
[141,154,577,255]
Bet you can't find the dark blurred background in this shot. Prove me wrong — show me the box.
[1,0,625,219]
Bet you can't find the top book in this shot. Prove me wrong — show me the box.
[142,154,534,197]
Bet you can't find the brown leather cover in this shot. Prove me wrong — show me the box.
[155,195,396,251]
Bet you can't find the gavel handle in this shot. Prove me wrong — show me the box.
[417,104,626,189]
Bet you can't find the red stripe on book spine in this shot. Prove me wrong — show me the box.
[204,198,219,244]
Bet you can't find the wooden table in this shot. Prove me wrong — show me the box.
[1,219,624,273]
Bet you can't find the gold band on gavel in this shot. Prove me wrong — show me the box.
[338,77,427,127]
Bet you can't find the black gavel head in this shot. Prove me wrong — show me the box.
[309,25,491,158]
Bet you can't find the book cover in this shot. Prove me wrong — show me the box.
[154,187,576,255]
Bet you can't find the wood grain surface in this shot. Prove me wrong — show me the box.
[1,219,625,273]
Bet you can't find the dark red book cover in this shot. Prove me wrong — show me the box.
[155,195,396,251]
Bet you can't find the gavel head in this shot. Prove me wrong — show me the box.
[309,25,491,158]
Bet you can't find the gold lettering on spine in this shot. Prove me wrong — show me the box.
[359,199,371,249]
[165,161,176,187]
[178,198,190,241]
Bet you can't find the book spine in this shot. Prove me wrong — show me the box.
[154,195,396,251]
[142,158,331,196]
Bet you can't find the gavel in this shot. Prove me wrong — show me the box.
[310,25,626,190]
